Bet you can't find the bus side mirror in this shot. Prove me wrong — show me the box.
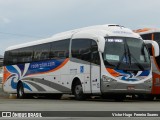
[144,40,159,57]
[97,36,105,53]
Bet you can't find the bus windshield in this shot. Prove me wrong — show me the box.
[103,37,151,71]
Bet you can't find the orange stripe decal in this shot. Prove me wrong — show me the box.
[3,66,11,83]
[106,68,120,77]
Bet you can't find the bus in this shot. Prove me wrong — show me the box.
[3,24,159,101]
[134,28,160,99]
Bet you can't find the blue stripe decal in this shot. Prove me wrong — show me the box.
[139,70,150,76]
[17,64,25,76]
[6,66,20,79]
[25,59,65,76]
[11,77,17,89]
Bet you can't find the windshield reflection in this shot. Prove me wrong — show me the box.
[103,37,150,71]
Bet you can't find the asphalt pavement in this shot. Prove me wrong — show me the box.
[1,84,160,120]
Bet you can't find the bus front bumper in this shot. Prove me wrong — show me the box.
[101,80,152,94]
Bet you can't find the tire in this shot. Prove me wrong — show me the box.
[74,83,86,100]
[17,82,25,99]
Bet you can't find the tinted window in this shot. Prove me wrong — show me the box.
[154,33,160,40]
[50,39,70,59]
[141,33,152,40]
[33,43,51,61]
[4,50,19,65]
[4,39,70,65]
[71,39,91,62]
[18,47,33,63]
[4,51,10,65]
[91,41,100,65]
[11,50,19,64]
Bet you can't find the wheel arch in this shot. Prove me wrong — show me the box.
[71,77,82,94]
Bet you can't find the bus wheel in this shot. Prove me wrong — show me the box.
[17,82,25,99]
[74,83,85,100]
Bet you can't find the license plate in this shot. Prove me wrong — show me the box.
[127,86,135,90]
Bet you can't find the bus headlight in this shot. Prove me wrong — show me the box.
[102,75,116,82]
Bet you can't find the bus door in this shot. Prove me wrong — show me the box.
[90,41,101,93]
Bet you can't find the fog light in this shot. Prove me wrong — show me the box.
[102,75,116,82]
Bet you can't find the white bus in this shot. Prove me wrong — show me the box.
[3,24,159,100]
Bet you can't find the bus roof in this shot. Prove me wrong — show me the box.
[6,24,140,51]
[134,28,160,34]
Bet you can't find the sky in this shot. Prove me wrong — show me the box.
[0,0,160,55]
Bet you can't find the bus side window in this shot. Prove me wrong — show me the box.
[3,51,10,66]
[91,41,100,65]
[71,39,91,62]
[141,34,152,40]
[50,39,70,59]
[10,50,18,65]
[18,47,34,63]
[33,43,51,61]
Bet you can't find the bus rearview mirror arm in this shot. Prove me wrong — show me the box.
[144,40,159,57]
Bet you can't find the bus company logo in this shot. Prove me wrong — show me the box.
[2,112,11,117]
[80,66,84,73]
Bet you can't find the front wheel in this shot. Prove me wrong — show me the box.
[74,84,86,100]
